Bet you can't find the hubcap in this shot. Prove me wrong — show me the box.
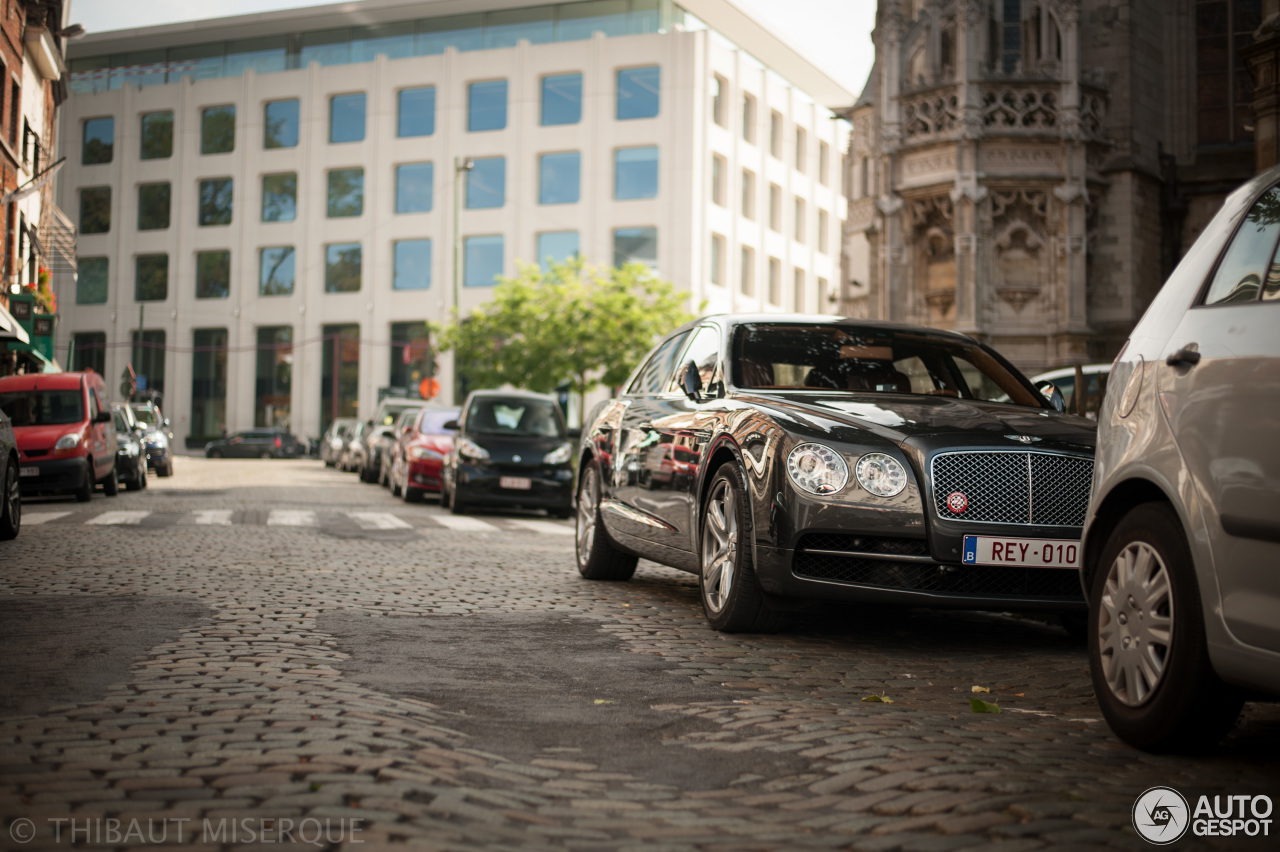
[1098,540,1174,706]
[701,480,738,613]
[5,465,18,522]
[576,469,597,565]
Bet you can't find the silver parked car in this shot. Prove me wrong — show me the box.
[1082,164,1280,751]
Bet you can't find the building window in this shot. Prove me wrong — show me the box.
[191,328,228,438]
[819,141,830,186]
[742,169,756,220]
[320,323,359,430]
[617,66,660,120]
[536,231,579,271]
[196,250,231,299]
[255,326,293,428]
[818,210,829,253]
[464,235,504,287]
[710,233,725,286]
[395,163,434,213]
[138,183,171,231]
[198,178,233,226]
[131,330,166,394]
[262,173,297,222]
[201,105,235,154]
[740,245,755,296]
[80,187,111,234]
[71,332,106,375]
[393,239,432,290]
[768,256,781,305]
[1196,0,1261,145]
[794,198,806,243]
[389,321,434,393]
[135,254,168,302]
[793,267,805,312]
[770,110,783,159]
[795,127,807,173]
[466,157,506,208]
[742,93,757,143]
[264,99,299,148]
[541,73,582,126]
[539,152,580,205]
[712,74,728,127]
[330,93,366,143]
[711,154,726,206]
[615,146,658,200]
[613,227,657,269]
[769,183,782,232]
[398,86,435,137]
[259,247,295,296]
[819,276,830,306]
[140,112,173,160]
[77,257,109,304]
[326,168,364,217]
[325,243,362,292]
[468,80,508,131]
[83,117,113,165]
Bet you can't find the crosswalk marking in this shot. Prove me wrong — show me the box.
[348,512,412,530]
[267,509,316,527]
[192,510,233,526]
[429,515,501,533]
[86,510,151,526]
[506,519,574,535]
[23,511,71,525]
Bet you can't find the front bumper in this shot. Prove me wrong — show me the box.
[406,458,445,492]
[455,462,574,509]
[17,457,91,496]
[143,443,170,468]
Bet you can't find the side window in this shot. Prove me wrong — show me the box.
[87,388,100,420]
[1204,186,1280,305]
[627,332,691,395]
[669,325,722,391]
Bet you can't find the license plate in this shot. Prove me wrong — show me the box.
[19,466,38,478]
[499,477,532,490]
[962,535,1081,569]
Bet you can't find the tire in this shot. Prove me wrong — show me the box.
[1058,612,1088,644]
[360,464,376,484]
[75,460,93,502]
[127,463,146,491]
[159,461,174,478]
[551,506,573,520]
[574,464,637,581]
[449,483,468,515]
[208,449,223,459]
[1089,502,1243,752]
[324,458,335,468]
[440,478,452,509]
[698,464,782,633]
[0,458,20,540]
[391,473,402,497]
[260,451,272,460]
[102,461,119,496]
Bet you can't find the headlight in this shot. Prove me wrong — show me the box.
[543,442,572,465]
[120,441,139,456]
[408,446,444,461]
[147,430,167,445]
[855,453,908,498]
[55,433,80,450]
[455,438,490,461]
[786,443,848,495]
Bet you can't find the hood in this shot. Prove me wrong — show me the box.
[466,432,569,463]
[13,422,85,451]
[412,433,454,453]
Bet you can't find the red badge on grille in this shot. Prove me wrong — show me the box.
[946,492,968,513]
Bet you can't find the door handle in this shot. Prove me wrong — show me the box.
[1166,345,1201,368]
[637,421,655,432]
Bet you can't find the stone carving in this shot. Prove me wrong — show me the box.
[902,88,960,139]
[992,189,1049,228]
[909,195,954,230]
[983,146,1062,170]
[982,88,1059,130]
[902,149,957,177]
[852,115,876,155]
[1079,90,1107,140]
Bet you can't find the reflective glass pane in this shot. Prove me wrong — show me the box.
[256,326,292,428]
[469,80,508,131]
[168,43,225,82]
[300,29,351,67]
[201,106,235,154]
[539,152,580,205]
[464,235,504,287]
[466,157,506,209]
[395,163,434,214]
[136,254,168,302]
[264,100,299,149]
[351,23,415,61]
[226,37,287,75]
[613,227,657,268]
[83,117,113,165]
[1205,186,1280,304]
[536,231,579,271]
[72,332,107,374]
[117,50,167,88]
[558,0,629,40]
[394,239,432,290]
[330,93,366,143]
[327,168,364,217]
[541,73,582,125]
[259,247,295,296]
[398,87,435,137]
[418,14,484,54]
[196,250,231,299]
[140,111,173,160]
[190,328,228,438]
[80,187,111,234]
[617,66,660,119]
[629,0,661,34]
[615,146,658,199]
[198,178,233,226]
[137,183,171,230]
[77,257,108,305]
[485,8,554,48]
[262,173,297,222]
[325,243,362,292]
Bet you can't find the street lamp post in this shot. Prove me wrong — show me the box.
[452,157,473,405]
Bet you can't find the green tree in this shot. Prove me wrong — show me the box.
[438,258,695,421]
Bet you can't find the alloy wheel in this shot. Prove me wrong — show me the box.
[701,479,738,614]
[1097,540,1174,706]
[576,469,597,564]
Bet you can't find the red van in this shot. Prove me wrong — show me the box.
[0,371,119,502]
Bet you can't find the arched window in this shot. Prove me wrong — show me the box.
[1196,0,1261,147]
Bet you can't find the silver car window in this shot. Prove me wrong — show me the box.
[1203,185,1280,305]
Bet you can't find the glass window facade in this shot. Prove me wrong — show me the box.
[741,245,754,295]
[71,332,106,375]
[541,73,582,125]
[330,93,366,143]
[536,231,579,270]
[321,323,360,430]
[83,117,113,165]
[262,173,297,222]
[613,227,657,268]
[395,163,434,214]
[469,80,508,131]
[615,146,658,199]
[191,328,228,437]
[77,257,108,304]
[255,325,293,428]
[136,254,168,302]
[202,105,236,154]
[710,233,724,285]
[132,330,166,394]
[325,243,362,292]
[199,178,233,226]
[398,86,435,137]
[389,321,434,392]
[196,250,231,299]
[742,93,756,143]
[260,246,295,296]
[617,66,660,119]
[466,157,506,208]
[539,152,580,205]
[264,99,299,148]
[327,168,364,217]
[712,74,727,126]
[711,154,725,206]
[140,112,173,159]
[80,187,111,234]
[138,183,171,230]
[464,235,504,286]
[393,239,432,289]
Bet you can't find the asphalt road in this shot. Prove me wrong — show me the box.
[0,458,1277,851]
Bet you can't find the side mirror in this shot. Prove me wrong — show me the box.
[680,359,704,402]
[1037,381,1067,413]
[94,411,112,423]
[443,419,460,431]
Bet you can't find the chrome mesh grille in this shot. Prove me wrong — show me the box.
[931,451,1093,526]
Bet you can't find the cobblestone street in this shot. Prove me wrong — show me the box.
[1,458,1277,851]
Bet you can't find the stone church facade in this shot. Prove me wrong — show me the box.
[842,0,1260,372]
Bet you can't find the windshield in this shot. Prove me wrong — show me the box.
[465,398,564,438]
[419,410,459,435]
[378,403,419,425]
[112,410,130,432]
[732,324,1043,407]
[0,390,86,426]
[133,407,160,427]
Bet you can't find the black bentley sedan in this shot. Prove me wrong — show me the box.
[575,315,1097,633]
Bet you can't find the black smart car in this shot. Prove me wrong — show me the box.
[205,429,302,459]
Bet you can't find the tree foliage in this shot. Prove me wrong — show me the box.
[437,259,696,420]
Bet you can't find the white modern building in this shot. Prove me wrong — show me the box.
[55,0,851,444]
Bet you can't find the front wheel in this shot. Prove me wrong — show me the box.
[208,449,223,459]
[1089,502,1243,752]
[102,461,119,496]
[0,459,20,540]
[75,460,93,502]
[575,464,636,580]
[699,464,781,633]
[159,461,174,477]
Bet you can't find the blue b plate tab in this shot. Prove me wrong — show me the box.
[962,535,978,564]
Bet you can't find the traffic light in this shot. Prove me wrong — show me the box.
[120,365,137,400]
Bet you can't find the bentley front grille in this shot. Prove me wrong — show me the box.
[930,451,1093,527]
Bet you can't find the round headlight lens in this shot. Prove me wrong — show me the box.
[786,443,849,495]
[855,453,908,498]
[55,433,80,450]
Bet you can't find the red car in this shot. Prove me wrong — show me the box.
[0,371,119,502]
[390,407,459,502]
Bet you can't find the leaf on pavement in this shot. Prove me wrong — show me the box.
[861,693,894,704]
[969,698,1001,714]
[593,699,615,705]
[971,685,990,693]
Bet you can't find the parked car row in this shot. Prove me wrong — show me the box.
[205,428,304,458]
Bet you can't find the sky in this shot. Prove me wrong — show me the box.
[69,0,875,98]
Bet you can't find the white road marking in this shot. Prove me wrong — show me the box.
[22,512,72,525]
[86,511,151,526]
[429,515,500,533]
[506,519,574,535]
[192,510,233,526]
[267,510,316,527]
[348,512,412,530]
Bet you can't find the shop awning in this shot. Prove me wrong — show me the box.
[0,303,31,344]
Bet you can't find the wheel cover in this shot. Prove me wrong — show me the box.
[1098,540,1175,707]
[576,469,597,565]
[701,479,738,614]
[4,465,18,523]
